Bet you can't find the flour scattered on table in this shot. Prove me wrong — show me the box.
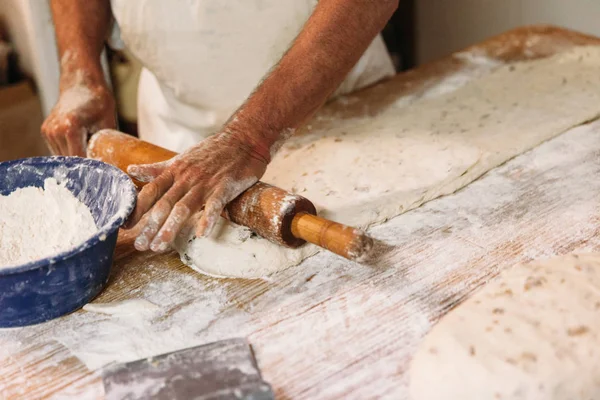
[83,299,160,316]
[0,178,98,268]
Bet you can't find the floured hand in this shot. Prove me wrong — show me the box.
[41,70,115,156]
[124,130,269,252]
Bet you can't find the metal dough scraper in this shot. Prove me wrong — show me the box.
[102,338,274,400]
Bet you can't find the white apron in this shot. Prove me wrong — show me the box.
[109,0,395,152]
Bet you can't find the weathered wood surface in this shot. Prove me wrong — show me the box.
[1,26,600,399]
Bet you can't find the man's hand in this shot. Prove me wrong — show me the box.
[124,130,268,252]
[42,71,115,156]
[45,0,114,156]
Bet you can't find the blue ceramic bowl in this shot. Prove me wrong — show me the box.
[0,156,137,327]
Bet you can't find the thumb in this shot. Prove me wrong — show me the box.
[127,161,168,183]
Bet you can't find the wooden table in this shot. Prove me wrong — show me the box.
[2,25,600,400]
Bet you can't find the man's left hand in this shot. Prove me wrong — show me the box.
[124,130,268,252]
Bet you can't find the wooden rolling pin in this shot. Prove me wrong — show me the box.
[88,130,374,261]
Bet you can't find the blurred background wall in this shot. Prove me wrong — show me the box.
[0,0,59,116]
[0,0,54,160]
[415,0,600,63]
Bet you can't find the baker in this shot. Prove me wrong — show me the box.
[41,0,398,253]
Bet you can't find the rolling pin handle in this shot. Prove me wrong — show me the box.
[290,212,374,261]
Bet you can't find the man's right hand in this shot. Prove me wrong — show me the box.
[41,71,116,157]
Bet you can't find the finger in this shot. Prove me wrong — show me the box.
[142,183,189,251]
[41,122,59,155]
[221,208,231,220]
[53,131,70,156]
[149,203,191,252]
[43,134,60,155]
[165,186,206,240]
[66,128,86,157]
[135,182,188,251]
[175,184,207,211]
[124,171,174,229]
[128,161,170,183]
[134,201,171,251]
[196,192,227,238]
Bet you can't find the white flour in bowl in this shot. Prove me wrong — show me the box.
[0,178,98,268]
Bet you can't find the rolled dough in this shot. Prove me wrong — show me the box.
[408,253,600,399]
[175,46,600,278]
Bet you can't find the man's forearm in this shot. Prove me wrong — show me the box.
[50,0,112,86]
[227,0,398,162]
